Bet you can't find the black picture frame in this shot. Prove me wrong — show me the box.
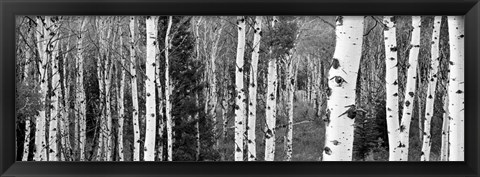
[1,0,479,176]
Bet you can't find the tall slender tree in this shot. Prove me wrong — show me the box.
[264,16,279,161]
[129,16,141,161]
[247,16,262,161]
[383,16,401,161]
[397,16,421,161]
[144,16,159,161]
[34,16,50,161]
[117,18,126,161]
[234,16,247,161]
[322,16,364,161]
[76,17,88,161]
[165,16,174,161]
[420,16,441,161]
[447,16,464,161]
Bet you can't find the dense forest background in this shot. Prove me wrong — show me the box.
[15,16,463,161]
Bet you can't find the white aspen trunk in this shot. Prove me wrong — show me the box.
[105,21,116,161]
[144,16,159,161]
[165,16,174,161]
[129,16,141,161]
[34,16,49,161]
[447,16,465,161]
[440,94,450,161]
[285,55,295,161]
[264,60,278,161]
[398,16,421,161]
[76,17,88,161]
[48,18,60,161]
[234,16,247,161]
[383,16,402,161]
[222,72,230,159]
[247,16,262,161]
[420,16,441,161]
[264,16,278,161]
[117,23,125,161]
[284,29,301,162]
[22,97,31,161]
[322,16,364,161]
[96,17,105,161]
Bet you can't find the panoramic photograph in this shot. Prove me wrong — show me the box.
[15,16,464,161]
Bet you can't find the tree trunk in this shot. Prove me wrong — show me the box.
[48,17,60,161]
[398,16,421,161]
[165,16,174,161]
[264,16,278,161]
[284,54,296,161]
[96,17,106,161]
[75,17,88,161]
[234,16,247,161]
[447,16,465,161]
[440,93,450,161]
[129,16,141,161]
[105,20,116,161]
[383,16,401,161]
[144,16,159,161]
[117,21,125,161]
[420,16,441,161]
[34,16,50,161]
[247,16,262,161]
[264,59,278,161]
[322,16,364,161]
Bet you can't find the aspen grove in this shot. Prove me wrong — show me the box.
[15,16,464,161]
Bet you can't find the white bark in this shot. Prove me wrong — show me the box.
[22,106,31,161]
[264,16,278,161]
[284,25,302,162]
[440,94,450,161]
[105,20,116,161]
[247,16,262,161]
[144,16,159,161]
[447,16,464,161]
[34,16,49,161]
[76,17,88,161]
[117,21,125,161]
[234,16,247,161]
[322,16,364,161]
[264,59,278,161]
[421,16,441,161]
[398,16,421,161]
[285,55,295,161]
[48,18,60,161]
[165,16,174,161]
[383,16,402,161]
[129,16,141,161]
